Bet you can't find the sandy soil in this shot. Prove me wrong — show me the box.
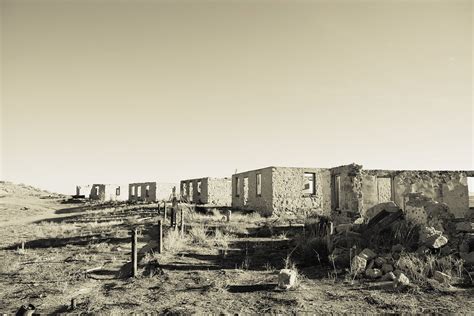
[1,203,473,314]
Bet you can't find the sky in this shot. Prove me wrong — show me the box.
[1,0,473,194]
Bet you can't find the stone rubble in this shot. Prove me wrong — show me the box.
[278,269,297,289]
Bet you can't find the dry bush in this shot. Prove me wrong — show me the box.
[164,229,188,254]
[189,224,210,246]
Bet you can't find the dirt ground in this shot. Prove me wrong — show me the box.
[1,197,473,314]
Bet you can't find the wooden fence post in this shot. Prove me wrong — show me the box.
[131,228,138,277]
[163,201,167,222]
[180,209,184,236]
[70,298,76,310]
[226,210,232,222]
[158,220,163,254]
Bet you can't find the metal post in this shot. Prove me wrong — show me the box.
[131,228,138,277]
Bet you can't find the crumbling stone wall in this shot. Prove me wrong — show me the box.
[232,167,331,217]
[330,164,363,216]
[232,167,273,215]
[129,182,176,202]
[180,177,231,206]
[272,167,331,217]
[360,169,470,219]
[90,184,127,202]
[207,178,232,206]
[76,185,92,197]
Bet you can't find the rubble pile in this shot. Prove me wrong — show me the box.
[326,192,474,287]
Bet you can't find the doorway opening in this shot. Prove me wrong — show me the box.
[468,177,474,208]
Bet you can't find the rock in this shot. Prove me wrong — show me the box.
[459,240,470,253]
[335,224,353,234]
[351,255,367,274]
[394,272,410,288]
[374,257,386,268]
[439,245,452,256]
[416,245,429,255]
[419,226,443,243]
[278,269,297,289]
[391,244,404,253]
[365,268,382,279]
[366,259,375,270]
[365,201,400,221]
[354,217,364,225]
[382,272,396,281]
[329,248,351,268]
[358,248,377,261]
[456,222,474,233]
[381,264,394,274]
[425,234,448,249]
[433,271,451,284]
[460,252,474,265]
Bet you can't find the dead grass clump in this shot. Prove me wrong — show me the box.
[213,228,231,249]
[164,229,188,254]
[189,224,210,246]
[396,252,465,285]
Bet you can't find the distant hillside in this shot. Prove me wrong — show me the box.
[0,181,65,225]
[0,181,62,198]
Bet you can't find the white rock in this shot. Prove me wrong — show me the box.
[351,255,367,274]
[394,272,410,288]
[278,269,297,289]
[433,271,451,284]
[365,268,382,279]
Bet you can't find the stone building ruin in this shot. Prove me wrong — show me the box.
[128,182,177,202]
[232,165,474,219]
[89,184,128,202]
[180,177,231,206]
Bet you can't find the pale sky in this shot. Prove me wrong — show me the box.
[1,0,473,194]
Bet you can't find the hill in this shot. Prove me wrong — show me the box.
[0,181,65,225]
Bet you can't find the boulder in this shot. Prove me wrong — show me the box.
[351,255,367,274]
[391,244,404,253]
[433,271,451,284]
[358,248,377,261]
[354,217,365,225]
[394,272,410,288]
[456,222,474,233]
[382,272,396,281]
[278,269,297,289]
[374,257,386,268]
[381,264,394,274]
[419,226,448,249]
[365,202,400,221]
[335,224,353,234]
[365,268,382,279]
[425,234,448,249]
[329,248,351,268]
[419,226,442,243]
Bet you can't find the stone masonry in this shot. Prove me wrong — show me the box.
[180,177,231,206]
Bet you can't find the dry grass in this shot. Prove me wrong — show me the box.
[396,252,465,285]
